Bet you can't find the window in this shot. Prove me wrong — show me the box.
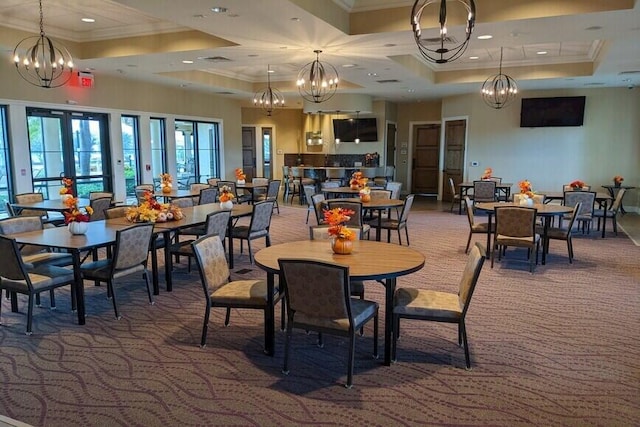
[150,117,166,183]
[121,115,141,196]
[0,106,11,213]
[175,119,220,187]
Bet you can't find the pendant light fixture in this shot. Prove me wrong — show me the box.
[253,65,285,116]
[296,50,339,103]
[13,0,74,88]
[481,47,518,109]
[411,0,476,64]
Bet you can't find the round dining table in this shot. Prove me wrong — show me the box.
[254,239,425,365]
[326,197,404,241]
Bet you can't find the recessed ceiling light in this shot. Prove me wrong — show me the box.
[384,43,396,47]
[407,89,415,93]
[342,64,356,68]
[469,56,479,60]
[247,54,258,57]
[267,69,275,73]
[81,18,95,23]
[182,60,194,64]
[585,26,602,31]
[290,17,300,22]
[368,72,378,77]
[477,35,493,40]
[211,7,227,13]
[537,51,548,55]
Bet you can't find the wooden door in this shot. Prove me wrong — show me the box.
[386,122,396,167]
[241,127,256,180]
[411,124,440,195]
[442,120,466,202]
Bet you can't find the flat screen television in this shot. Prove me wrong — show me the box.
[332,118,378,142]
[520,96,586,127]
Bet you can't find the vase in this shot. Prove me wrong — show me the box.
[68,221,88,235]
[350,184,360,190]
[237,179,245,185]
[162,186,171,194]
[360,193,371,202]
[220,200,234,210]
[331,238,353,255]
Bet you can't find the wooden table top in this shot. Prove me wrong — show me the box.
[540,191,611,201]
[154,189,199,199]
[322,187,366,195]
[254,240,425,281]
[475,202,574,215]
[11,198,91,212]
[11,220,130,250]
[327,197,404,209]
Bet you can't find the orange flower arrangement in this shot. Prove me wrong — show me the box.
[59,177,73,195]
[481,167,493,180]
[518,179,535,198]
[125,191,183,223]
[219,185,235,202]
[613,175,624,184]
[235,168,246,181]
[63,197,93,223]
[569,180,586,189]
[160,173,173,190]
[323,207,356,241]
[349,171,368,189]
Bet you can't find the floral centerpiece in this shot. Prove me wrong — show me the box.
[235,168,246,184]
[516,179,535,206]
[324,207,356,254]
[359,186,371,202]
[59,177,74,200]
[569,180,586,190]
[219,185,235,209]
[349,171,368,190]
[481,167,493,180]
[160,173,173,194]
[63,197,93,234]
[125,190,183,223]
[613,175,624,187]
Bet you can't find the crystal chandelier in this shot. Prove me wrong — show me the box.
[296,50,339,103]
[13,0,74,88]
[253,65,284,116]
[411,0,476,64]
[481,47,518,109]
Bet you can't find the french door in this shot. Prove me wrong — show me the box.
[27,108,112,199]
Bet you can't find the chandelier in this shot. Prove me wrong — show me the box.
[481,47,518,109]
[296,50,339,103]
[13,0,74,88]
[411,0,476,64]
[253,65,284,116]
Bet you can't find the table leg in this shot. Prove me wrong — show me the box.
[376,209,382,242]
[384,277,396,366]
[72,250,86,325]
[601,200,608,239]
[458,187,465,215]
[264,272,275,356]
[228,217,235,269]
[486,213,493,257]
[542,217,550,265]
[163,230,173,292]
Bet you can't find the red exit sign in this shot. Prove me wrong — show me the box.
[78,71,94,88]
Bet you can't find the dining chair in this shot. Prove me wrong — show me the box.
[448,178,462,213]
[170,210,230,273]
[311,193,327,225]
[104,205,134,219]
[230,200,275,264]
[80,223,154,319]
[206,177,219,187]
[540,202,582,263]
[563,191,596,234]
[392,242,486,369]
[14,192,63,226]
[254,180,281,214]
[593,188,626,236]
[277,259,379,388]
[88,197,112,221]
[190,183,211,204]
[89,191,113,201]
[135,184,154,205]
[563,184,592,192]
[288,167,314,204]
[171,197,194,209]
[326,168,345,185]
[217,181,244,203]
[0,235,76,335]
[251,177,269,202]
[326,199,370,240]
[464,196,494,254]
[282,166,292,202]
[492,206,540,273]
[303,184,316,224]
[197,187,218,205]
[192,234,283,349]
[472,180,497,205]
[376,194,415,245]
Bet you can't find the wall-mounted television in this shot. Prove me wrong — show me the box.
[332,118,378,142]
[520,96,586,127]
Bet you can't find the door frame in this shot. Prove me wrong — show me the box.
[241,124,278,179]
[407,120,440,196]
[384,120,397,174]
[440,116,469,199]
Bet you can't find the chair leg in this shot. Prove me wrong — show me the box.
[404,227,410,246]
[346,334,356,388]
[49,289,56,309]
[282,320,293,375]
[35,292,41,307]
[392,314,399,362]
[108,280,121,320]
[460,321,471,370]
[372,314,379,359]
[224,307,231,326]
[567,237,573,263]
[26,294,34,335]
[465,232,472,254]
[200,305,211,348]
[143,271,154,305]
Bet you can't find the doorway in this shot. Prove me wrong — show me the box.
[411,123,440,195]
[385,121,396,170]
[442,119,467,202]
[241,127,256,180]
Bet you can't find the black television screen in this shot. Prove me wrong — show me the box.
[520,96,586,127]
[332,118,378,142]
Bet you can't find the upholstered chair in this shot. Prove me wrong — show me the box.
[376,194,415,245]
[464,196,494,254]
[492,206,540,273]
[231,200,275,264]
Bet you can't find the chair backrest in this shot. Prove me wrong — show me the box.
[290,167,303,179]
[104,205,133,219]
[204,210,231,240]
[448,178,457,199]
[327,200,364,228]
[320,181,340,189]
[495,206,537,239]
[311,193,326,225]
[564,202,582,232]
[248,200,275,234]
[89,191,113,201]
[217,181,237,198]
[14,192,45,217]
[303,185,316,208]
[464,196,476,227]
[171,197,194,208]
[563,184,592,191]
[473,180,497,203]
[0,216,44,256]
[610,188,626,213]
[563,191,596,217]
[112,224,154,271]
[190,183,210,193]
[458,242,486,318]
[266,180,280,200]
[89,197,112,221]
[488,177,502,183]
[192,234,230,295]
[0,235,31,289]
[206,177,219,187]
[397,194,415,225]
[326,168,344,180]
[370,189,391,200]
[386,181,402,199]
[198,187,218,205]
[252,177,269,186]
[135,185,154,205]
[282,166,290,182]
[278,259,352,326]
[309,225,361,240]
[135,184,154,192]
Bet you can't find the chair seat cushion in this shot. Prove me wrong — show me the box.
[592,209,614,218]
[231,226,268,239]
[169,240,195,256]
[210,279,277,306]
[471,222,493,233]
[295,298,378,331]
[181,225,205,236]
[22,252,72,269]
[496,234,540,246]
[81,259,145,280]
[394,288,461,320]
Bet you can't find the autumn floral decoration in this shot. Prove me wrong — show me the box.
[219,185,235,202]
[518,179,535,198]
[323,207,356,241]
[481,167,493,180]
[235,168,246,181]
[59,177,73,195]
[63,197,93,223]
[125,190,183,223]
[569,180,586,189]
[613,175,624,185]
[349,171,368,189]
[160,173,173,192]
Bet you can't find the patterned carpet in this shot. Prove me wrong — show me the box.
[1,200,639,426]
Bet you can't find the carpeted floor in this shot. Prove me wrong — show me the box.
[1,199,639,426]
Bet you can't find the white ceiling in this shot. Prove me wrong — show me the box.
[1,0,639,108]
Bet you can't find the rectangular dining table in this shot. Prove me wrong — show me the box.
[11,198,91,213]
[541,191,612,238]
[457,182,513,214]
[254,239,425,364]
[236,182,269,203]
